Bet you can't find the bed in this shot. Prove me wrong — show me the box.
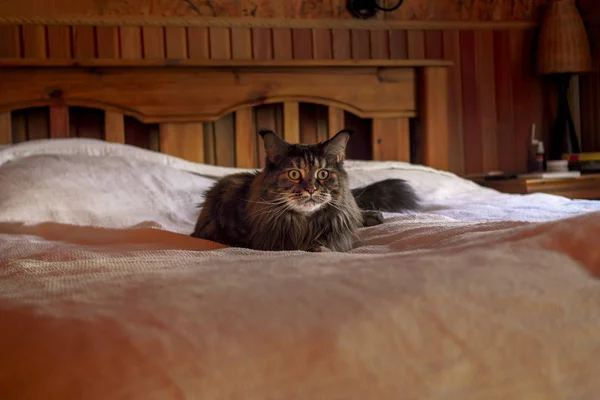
[1,58,600,399]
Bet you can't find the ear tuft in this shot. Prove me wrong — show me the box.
[258,129,289,164]
[322,129,353,162]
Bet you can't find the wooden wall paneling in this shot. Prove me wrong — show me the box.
[474,30,498,172]
[389,30,408,59]
[312,29,333,59]
[425,30,443,59]
[27,107,50,140]
[372,117,410,162]
[442,30,465,175]
[421,67,450,171]
[104,111,125,143]
[299,103,318,144]
[351,29,371,59]
[0,25,21,58]
[202,122,216,165]
[252,28,273,60]
[49,104,70,138]
[72,26,96,58]
[165,27,188,59]
[209,28,232,60]
[0,112,11,145]
[272,28,293,59]
[160,122,204,163]
[369,30,389,59]
[327,106,345,138]
[187,27,210,59]
[283,102,300,143]
[119,27,142,59]
[493,30,516,173]
[332,29,351,59]
[235,107,255,167]
[21,25,46,58]
[214,113,236,167]
[407,30,426,59]
[459,30,483,174]
[231,28,252,59]
[292,28,313,59]
[142,27,165,59]
[96,27,120,58]
[10,111,27,143]
[46,26,72,58]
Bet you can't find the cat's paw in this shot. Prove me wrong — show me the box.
[362,210,384,227]
[310,246,332,253]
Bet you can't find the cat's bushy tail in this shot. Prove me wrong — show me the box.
[351,179,419,213]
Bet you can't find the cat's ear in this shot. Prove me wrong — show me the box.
[322,129,353,162]
[258,129,289,164]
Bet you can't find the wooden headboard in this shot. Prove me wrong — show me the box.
[0,59,450,171]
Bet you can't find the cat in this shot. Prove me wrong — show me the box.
[190,129,419,252]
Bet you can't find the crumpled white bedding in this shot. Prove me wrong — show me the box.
[1,138,600,400]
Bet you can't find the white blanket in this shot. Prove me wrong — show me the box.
[1,139,600,399]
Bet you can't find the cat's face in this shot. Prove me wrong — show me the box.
[259,130,352,215]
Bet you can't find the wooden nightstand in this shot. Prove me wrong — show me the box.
[474,174,600,200]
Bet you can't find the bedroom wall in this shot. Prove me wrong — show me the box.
[0,0,557,175]
[579,0,600,153]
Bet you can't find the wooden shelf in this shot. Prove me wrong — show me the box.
[477,174,600,200]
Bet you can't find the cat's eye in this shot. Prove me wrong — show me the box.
[317,169,330,180]
[288,169,301,180]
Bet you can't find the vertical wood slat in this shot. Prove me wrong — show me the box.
[72,26,96,58]
[283,102,300,143]
[104,111,125,143]
[187,27,210,59]
[351,29,371,59]
[332,29,351,59]
[493,30,515,173]
[22,25,46,58]
[0,25,21,57]
[407,30,426,59]
[142,27,165,59]
[120,27,142,59]
[96,27,120,59]
[421,67,450,171]
[49,104,70,138]
[160,122,204,163]
[11,111,27,143]
[165,27,188,59]
[370,30,389,59]
[46,26,72,58]
[460,30,483,174]
[443,30,465,175]
[312,29,333,59]
[231,28,252,59]
[389,30,408,59]
[475,30,498,172]
[214,114,236,167]
[252,28,273,60]
[292,29,313,59]
[202,122,216,165]
[209,27,232,59]
[273,28,293,59]
[235,107,255,168]
[371,117,410,162]
[0,112,11,145]
[327,106,345,138]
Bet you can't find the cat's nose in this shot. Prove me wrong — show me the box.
[306,186,316,194]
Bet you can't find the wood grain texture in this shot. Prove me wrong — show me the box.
[420,67,450,171]
[0,112,11,145]
[49,104,70,138]
[372,117,410,162]
[159,122,204,163]
[165,27,188,59]
[235,107,255,167]
[72,26,96,58]
[389,30,408,59]
[252,28,273,60]
[231,27,252,59]
[283,102,300,143]
[10,110,27,143]
[407,30,425,59]
[21,25,46,58]
[312,29,333,59]
[96,27,120,59]
[214,113,235,167]
[351,30,370,60]
[119,27,142,59]
[187,27,210,59]
[209,28,232,59]
[46,26,72,59]
[292,29,313,59]
[202,121,216,165]
[475,30,498,172]
[327,106,345,138]
[332,29,351,59]
[272,28,293,59]
[142,27,165,59]
[0,25,21,58]
[104,110,125,143]
[369,30,389,59]
[493,30,515,173]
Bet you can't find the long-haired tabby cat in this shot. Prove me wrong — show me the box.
[191,129,419,252]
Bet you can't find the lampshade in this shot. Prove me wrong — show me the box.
[537,0,592,75]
